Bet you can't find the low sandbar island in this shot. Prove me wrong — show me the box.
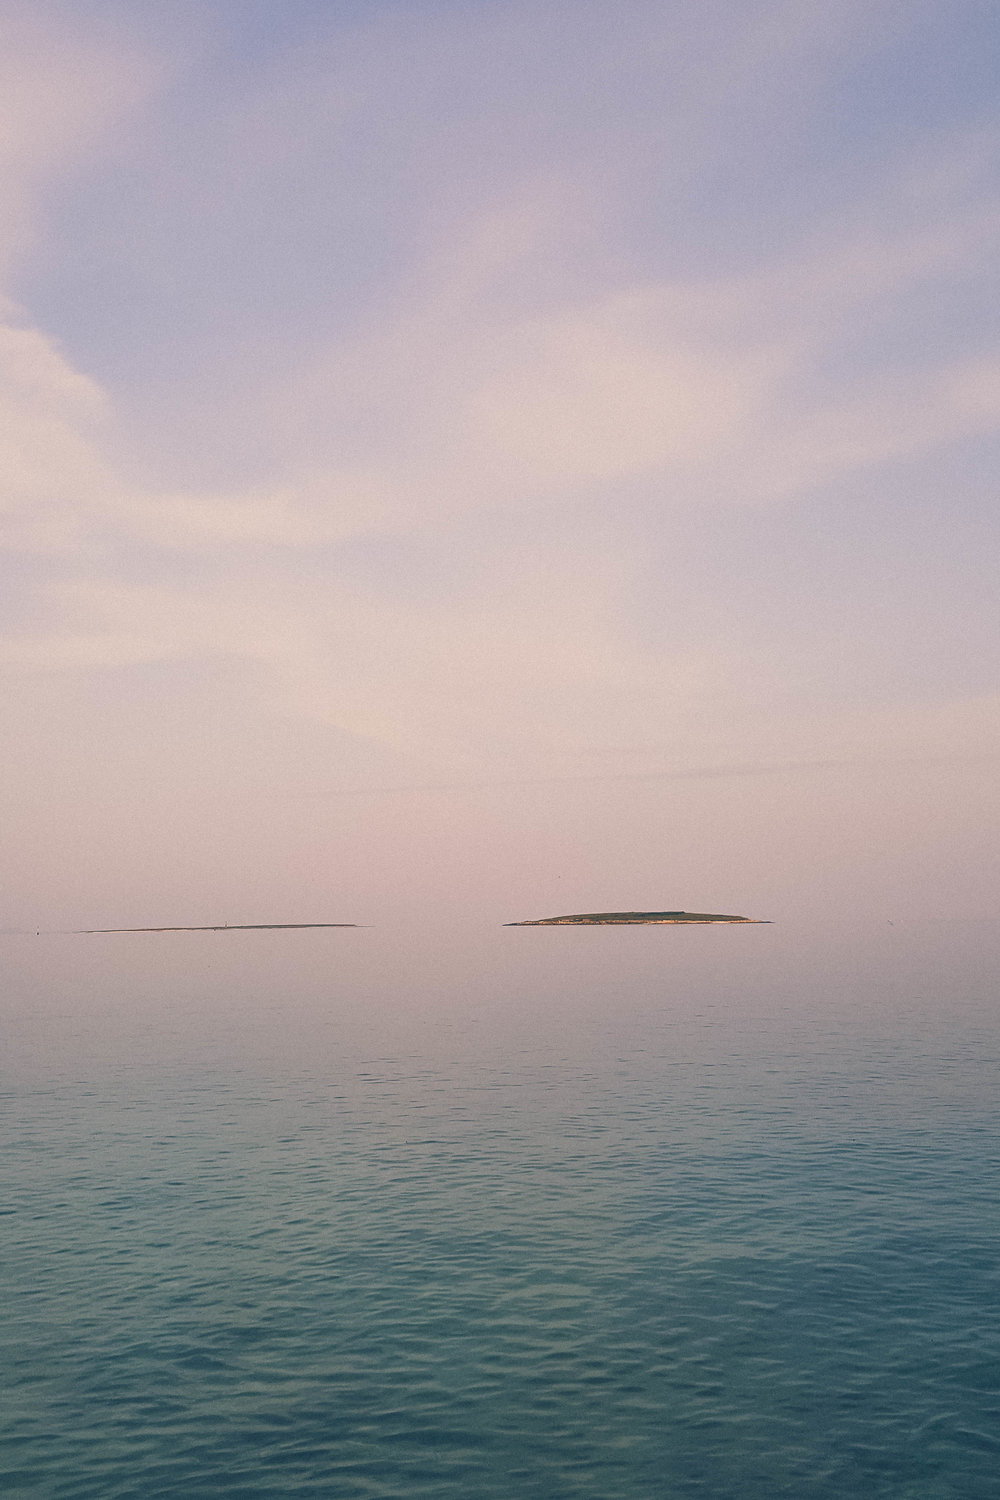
[71,923,361,934]
[505,911,768,926]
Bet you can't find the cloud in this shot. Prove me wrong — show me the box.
[0,319,110,548]
[0,9,154,273]
[5,183,998,560]
[0,15,156,550]
[1,1,998,800]
[6,522,999,784]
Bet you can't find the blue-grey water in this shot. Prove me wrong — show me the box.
[3,921,999,1498]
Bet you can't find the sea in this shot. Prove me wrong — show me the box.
[3,919,998,1498]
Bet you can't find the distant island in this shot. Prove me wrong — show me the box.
[505,911,768,926]
[70,923,361,934]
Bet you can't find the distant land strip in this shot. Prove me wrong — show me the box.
[66,923,362,934]
[505,911,769,926]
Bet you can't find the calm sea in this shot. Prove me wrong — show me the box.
[3,921,998,1498]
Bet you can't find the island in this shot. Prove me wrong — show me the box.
[71,923,361,934]
[504,911,768,925]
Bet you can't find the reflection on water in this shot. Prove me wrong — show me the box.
[3,923,999,1497]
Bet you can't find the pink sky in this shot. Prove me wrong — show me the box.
[1,1,998,933]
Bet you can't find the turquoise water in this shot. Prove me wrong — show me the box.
[3,924,999,1497]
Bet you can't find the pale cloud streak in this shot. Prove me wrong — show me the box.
[0,9,154,274]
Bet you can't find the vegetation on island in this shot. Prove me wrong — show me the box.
[505,911,767,926]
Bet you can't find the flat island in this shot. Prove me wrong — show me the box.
[71,923,360,934]
[505,911,768,925]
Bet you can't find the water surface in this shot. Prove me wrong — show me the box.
[3,922,998,1497]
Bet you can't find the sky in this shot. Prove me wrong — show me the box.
[1,0,998,933]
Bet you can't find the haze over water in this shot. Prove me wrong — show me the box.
[5,921,999,1498]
